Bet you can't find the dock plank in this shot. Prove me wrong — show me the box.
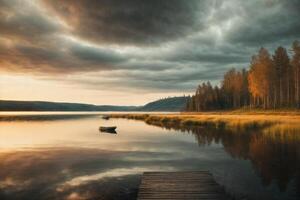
[137,171,229,200]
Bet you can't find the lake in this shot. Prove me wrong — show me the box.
[0,112,299,200]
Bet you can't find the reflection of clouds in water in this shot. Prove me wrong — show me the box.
[0,147,186,199]
[66,192,85,200]
[0,177,15,187]
[58,166,174,189]
[0,145,228,199]
[0,177,25,188]
[122,147,223,162]
[0,148,125,197]
[1,117,299,199]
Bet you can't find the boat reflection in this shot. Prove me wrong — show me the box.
[99,129,117,134]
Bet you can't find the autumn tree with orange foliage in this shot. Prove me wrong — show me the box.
[248,48,274,108]
[186,40,300,111]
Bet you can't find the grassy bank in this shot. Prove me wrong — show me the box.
[108,111,300,131]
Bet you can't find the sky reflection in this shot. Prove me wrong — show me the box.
[0,114,299,200]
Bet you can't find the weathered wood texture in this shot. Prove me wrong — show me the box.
[137,171,229,200]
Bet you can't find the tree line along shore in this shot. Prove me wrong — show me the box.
[186,40,300,111]
[109,42,300,131]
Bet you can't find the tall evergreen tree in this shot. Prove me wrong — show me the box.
[273,47,291,107]
[291,41,300,108]
[185,41,300,112]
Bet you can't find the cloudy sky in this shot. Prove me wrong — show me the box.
[0,0,299,105]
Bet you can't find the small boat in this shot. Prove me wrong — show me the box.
[99,126,117,132]
[102,115,110,120]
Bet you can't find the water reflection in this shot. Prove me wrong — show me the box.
[0,148,141,200]
[99,129,117,134]
[144,121,300,195]
[0,113,299,200]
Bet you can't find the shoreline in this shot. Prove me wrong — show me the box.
[108,111,300,130]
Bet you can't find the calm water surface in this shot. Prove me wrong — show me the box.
[0,112,299,200]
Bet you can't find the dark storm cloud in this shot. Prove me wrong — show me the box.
[0,41,128,74]
[0,0,61,43]
[163,51,248,64]
[63,64,230,93]
[1,0,300,92]
[69,44,127,65]
[118,60,181,71]
[225,0,300,46]
[0,44,76,73]
[42,0,204,45]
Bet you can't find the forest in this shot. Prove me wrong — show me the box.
[186,40,300,111]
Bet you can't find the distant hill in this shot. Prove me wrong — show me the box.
[0,100,137,111]
[0,96,189,112]
[139,96,189,112]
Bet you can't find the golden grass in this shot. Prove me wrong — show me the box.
[108,112,300,131]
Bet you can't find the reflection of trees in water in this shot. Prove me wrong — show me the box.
[145,121,300,194]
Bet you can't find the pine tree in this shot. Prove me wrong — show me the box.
[185,41,300,112]
[291,41,300,108]
[273,47,290,107]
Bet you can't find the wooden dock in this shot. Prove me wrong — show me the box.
[137,171,229,200]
